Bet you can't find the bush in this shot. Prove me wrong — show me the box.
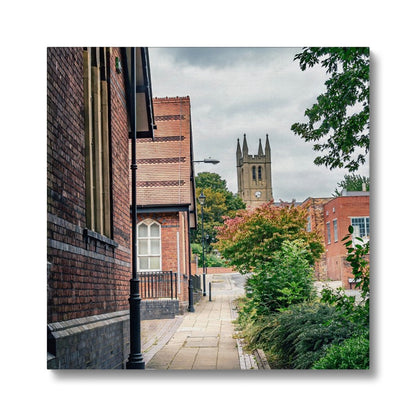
[245,240,316,316]
[239,302,357,369]
[271,303,357,369]
[313,332,370,369]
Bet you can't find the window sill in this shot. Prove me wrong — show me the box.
[83,228,119,249]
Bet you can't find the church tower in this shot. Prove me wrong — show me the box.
[236,134,273,208]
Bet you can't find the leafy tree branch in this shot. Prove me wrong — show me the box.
[291,47,370,172]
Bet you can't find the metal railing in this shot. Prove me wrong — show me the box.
[138,271,178,299]
[191,274,202,292]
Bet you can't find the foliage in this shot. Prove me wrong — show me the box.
[333,174,370,196]
[321,225,370,332]
[240,303,357,369]
[235,225,371,370]
[215,201,324,274]
[191,243,202,257]
[191,243,227,267]
[191,172,245,248]
[244,240,316,316]
[291,47,370,172]
[194,172,228,192]
[313,332,370,369]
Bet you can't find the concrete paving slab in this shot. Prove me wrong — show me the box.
[146,273,260,370]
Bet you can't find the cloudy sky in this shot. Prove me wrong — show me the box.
[148,47,370,202]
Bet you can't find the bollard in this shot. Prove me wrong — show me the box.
[209,282,212,301]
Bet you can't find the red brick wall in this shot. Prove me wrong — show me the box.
[323,195,370,287]
[136,96,193,206]
[47,48,131,323]
[191,264,236,275]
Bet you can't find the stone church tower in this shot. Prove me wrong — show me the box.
[236,134,273,208]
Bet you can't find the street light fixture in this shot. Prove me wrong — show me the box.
[198,191,207,296]
[194,158,220,165]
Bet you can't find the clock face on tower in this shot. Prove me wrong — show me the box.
[255,191,262,198]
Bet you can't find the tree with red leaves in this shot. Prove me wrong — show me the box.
[215,201,324,274]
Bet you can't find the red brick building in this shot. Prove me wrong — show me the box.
[301,197,333,280]
[302,192,370,288]
[135,96,197,309]
[323,192,370,288]
[47,48,188,369]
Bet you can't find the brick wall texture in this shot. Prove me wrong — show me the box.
[136,96,193,206]
[47,48,131,325]
[47,48,136,368]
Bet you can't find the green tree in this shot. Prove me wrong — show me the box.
[215,201,324,274]
[192,172,245,249]
[291,47,370,172]
[333,174,370,196]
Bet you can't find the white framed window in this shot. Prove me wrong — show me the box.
[307,216,311,232]
[137,219,161,271]
[326,222,331,244]
[333,219,338,242]
[351,217,370,239]
[350,216,370,247]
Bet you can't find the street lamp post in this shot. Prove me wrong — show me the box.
[198,191,207,296]
[126,47,145,369]
[204,234,209,276]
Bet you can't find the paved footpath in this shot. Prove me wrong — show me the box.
[145,273,256,370]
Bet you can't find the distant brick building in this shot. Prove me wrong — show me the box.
[323,192,370,288]
[135,96,197,310]
[301,197,333,280]
[302,192,370,288]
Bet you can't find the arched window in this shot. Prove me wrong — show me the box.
[137,219,161,270]
[258,166,262,181]
[252,166,256,181]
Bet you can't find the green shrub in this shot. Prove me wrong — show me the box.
[313,332,370,369]
[245,240,316,316]
[239,302,357,369]
[272,303,357,368]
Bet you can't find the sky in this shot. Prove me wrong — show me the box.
[148,47,370,202]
